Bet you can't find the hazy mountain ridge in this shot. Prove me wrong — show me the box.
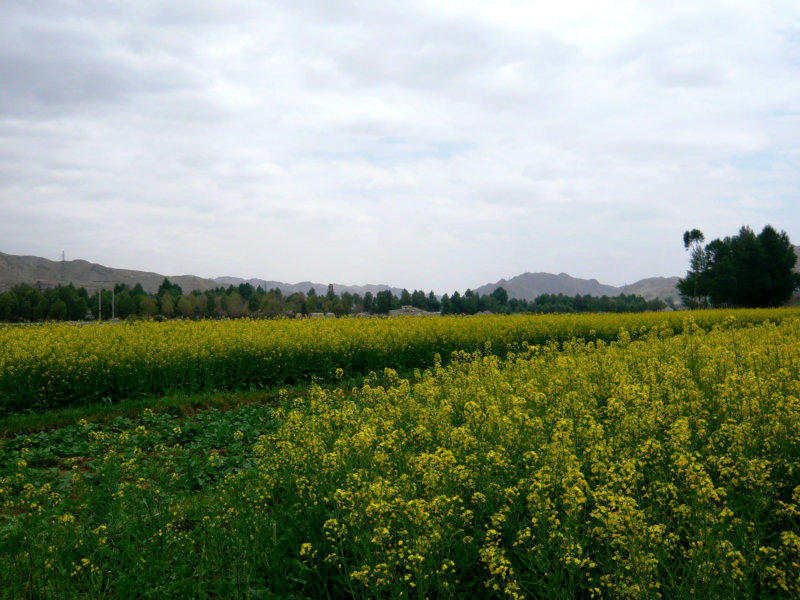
[0,251,682,300]
[0,253,405,298]
[619,277,684,301]
[474,272,681,302]
[0,252,219,294]
[16,249,800,303]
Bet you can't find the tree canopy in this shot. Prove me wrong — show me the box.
[678,225,800,308]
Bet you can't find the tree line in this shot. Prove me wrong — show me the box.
[0,277,668,322]
[678,225,799,308]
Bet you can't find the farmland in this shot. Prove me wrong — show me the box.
[2,309,799,415]
[2,310,800,598]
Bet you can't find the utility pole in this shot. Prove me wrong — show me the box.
[94,281,120,322]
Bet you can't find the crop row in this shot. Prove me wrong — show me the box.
[2,308,800,414]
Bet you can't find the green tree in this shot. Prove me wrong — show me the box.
[115,291,137,319]
[411,290,427,309]
[426,291,441,313]
[238,283,255,302]
[679,225,799,308]
[47,299,67,320]
[462,289,478,315]
[0,291,18,321]
[440,293,451,315]
[305,292,324,314]
[728,226,763,307]
[757,225,800,306]
[375,290,393,314]
[205,293,218,318]
[140,296,158,317]
[449,291,463,314]
[679,229,707,308]
[223,292,246,317]
[177,295,193,318]
[491,286,508,306]
[260,289,285,317]
[341,292,354,314]
[160,294,175,318]
[285,292,306,315]
[248,293,261,314]
[703,238,736,306]
[158,278,183,298]
[363,292,375,313]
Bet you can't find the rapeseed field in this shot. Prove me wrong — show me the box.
[1,308,798,413]
[1,312,799,598]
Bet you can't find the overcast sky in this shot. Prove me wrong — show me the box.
[1,1,799,292]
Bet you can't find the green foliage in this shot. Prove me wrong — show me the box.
[157,277,183,298]
[0,276,674,324]
[439,289,665,315]
[491,286,509,305]
[679,225,800,308]
[375,290,394,314]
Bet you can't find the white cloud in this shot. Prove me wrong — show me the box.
[1,0,799,292]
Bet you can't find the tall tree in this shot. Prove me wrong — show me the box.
[375,290,394,314]
[757,225,800,306]
[679,229,707,308]
[158,278,182,298]
[362,292,375,313]
[491,286,509,306]
[426,291,441,313]
[679,225,799,308]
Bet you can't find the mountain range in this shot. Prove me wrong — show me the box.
[0,251,686,301]
[474,273,682,302]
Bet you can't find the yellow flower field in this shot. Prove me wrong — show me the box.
[1,307,798,413]
[1,311,799,598]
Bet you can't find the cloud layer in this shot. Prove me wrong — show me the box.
[2,0,799,291]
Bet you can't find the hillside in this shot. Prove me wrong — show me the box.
[9,249,800,304]
[474,272,681,302]
[618,277,682,302]
[0,252,683,301]
[0,252,218,294]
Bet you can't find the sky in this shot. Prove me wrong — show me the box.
[1,0,799,293]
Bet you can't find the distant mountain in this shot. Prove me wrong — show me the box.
[474,272,681,302]
[215,277,404,298]
[618,277,682,301]
[11,248,799,304]
[0,252,218,294]
[0,252,404,297]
